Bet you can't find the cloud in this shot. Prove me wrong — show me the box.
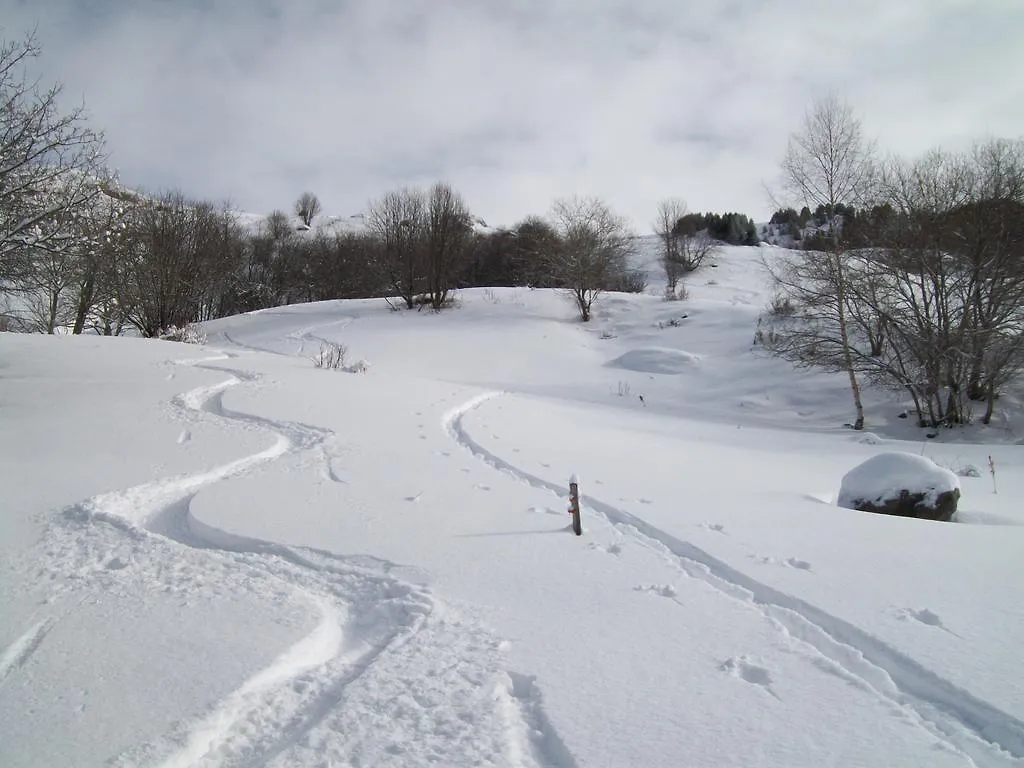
[5,0,1023,228]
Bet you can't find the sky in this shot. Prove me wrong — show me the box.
[4,0,1023,229]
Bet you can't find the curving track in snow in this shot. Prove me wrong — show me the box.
[447,391,1024,768]
[37,353,571,768]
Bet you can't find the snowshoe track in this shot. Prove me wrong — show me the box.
[447,391,1024,768]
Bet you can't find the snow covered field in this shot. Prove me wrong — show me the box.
[3,246,1023,767]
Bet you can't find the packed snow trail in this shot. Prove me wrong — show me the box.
[41,353,569,768]
[447,391,1024,768]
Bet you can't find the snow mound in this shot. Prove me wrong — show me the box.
[837,453,961,510]
[607,347,701,375]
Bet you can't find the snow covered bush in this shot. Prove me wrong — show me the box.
[158,324,207,345]
[837,452,961,522]
[313,341,368,373]
[933,459,982,479]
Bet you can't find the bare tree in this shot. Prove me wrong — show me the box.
[867,143,1024,426]
[766,137,1024,430]
[958,139,1024,422]
[654,198,687,297]
[672,215,718,275]
[13,172,135,334]
[546,196,636,322]
[512,215,562,287]
[366,188,427,309]
[425,182,472,309]
[772,94,877,429]
[120,191,243,336]
[60,175,144,335]
[653,199,719,299]
[294,192,322,228]
[265,209,292,241]
[0,31,105,287]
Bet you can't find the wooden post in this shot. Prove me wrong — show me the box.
[569,479,582,536]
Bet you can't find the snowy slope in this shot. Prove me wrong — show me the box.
[2,246,1023,768]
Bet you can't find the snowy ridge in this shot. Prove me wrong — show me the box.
[446,392,1024,767]
[38,353,569,767]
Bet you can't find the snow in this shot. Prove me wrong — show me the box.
[837,452,962,510]
[3,245,1024,767]
[606,346,701,374]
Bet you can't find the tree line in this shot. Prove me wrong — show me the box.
[0,31,754,334]
[1,32,656,333]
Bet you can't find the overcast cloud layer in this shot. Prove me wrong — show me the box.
[4,0,1023,228]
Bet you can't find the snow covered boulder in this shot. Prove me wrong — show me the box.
[837,452,961,522]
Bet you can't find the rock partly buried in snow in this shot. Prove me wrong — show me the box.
[607,347,700,375]
[837,452,961,522]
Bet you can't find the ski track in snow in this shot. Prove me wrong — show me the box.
[36,352,565,768]
[0,618,56,687]
[446,391,1024,768]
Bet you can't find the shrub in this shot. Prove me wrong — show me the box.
[608,269,647,294]
[313,341,347,370]
[313,341,369,373]
[768,294,796,317]
[159,324,207,344]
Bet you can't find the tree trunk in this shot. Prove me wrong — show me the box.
[904,385,923,426]
[982,379,997,425]
[73,272,96,335]
[834,255,865,429]
[47,291,59,334]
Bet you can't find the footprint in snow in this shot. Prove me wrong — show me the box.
[177,430,191,445]
[634,584,677,599]
[638,498,653,505]
[719,657,780,700]
[750,555,812,572]
[405,492,423,503]
[475,484,491,492]
[702,523,726,534]
[897,608,959,636]
[529,506,562,516]
[588,542,623,556]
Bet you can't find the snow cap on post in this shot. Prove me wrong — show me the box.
[569,473,579,485]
